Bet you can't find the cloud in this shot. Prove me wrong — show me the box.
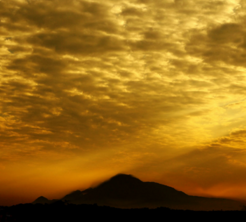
[0,0,244,155]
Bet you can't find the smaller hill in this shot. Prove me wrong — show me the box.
[32,196,50,204]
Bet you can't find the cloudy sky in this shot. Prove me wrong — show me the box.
[1,0,246,206]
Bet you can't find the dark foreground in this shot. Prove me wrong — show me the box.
[1,202,245,222]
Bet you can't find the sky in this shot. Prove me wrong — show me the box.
[1,0,246,206]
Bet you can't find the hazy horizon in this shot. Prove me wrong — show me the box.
[2,173,246,207]
[1,0,246,207]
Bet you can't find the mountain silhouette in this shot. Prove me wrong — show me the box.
[33,174,243,211]
[33,196,51,204]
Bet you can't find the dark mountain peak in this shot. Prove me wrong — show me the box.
[33,196,50,204]
[35,196,48,201]
[95,174,142,189]
[107,174,142,183]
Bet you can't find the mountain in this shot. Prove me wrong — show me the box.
[33,174,243,211]
[32,196,51,205]
[32,196,59,205]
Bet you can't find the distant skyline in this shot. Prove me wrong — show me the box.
[1,0,246,206]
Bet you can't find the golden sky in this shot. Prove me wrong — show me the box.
[1,0,246,206]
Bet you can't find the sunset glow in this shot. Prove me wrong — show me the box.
[1,0,246,206]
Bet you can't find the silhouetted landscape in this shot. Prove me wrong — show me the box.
[1,174,246,221]
[33,174,244,211]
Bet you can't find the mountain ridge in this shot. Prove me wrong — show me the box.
[32,174,243,211]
